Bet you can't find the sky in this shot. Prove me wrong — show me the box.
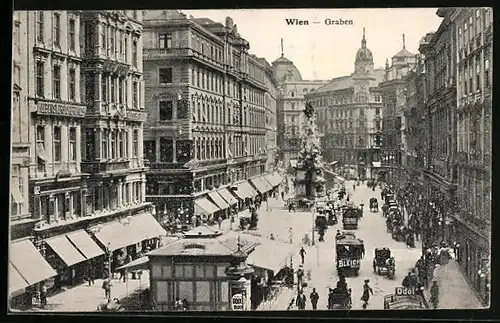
[182,8,443,80]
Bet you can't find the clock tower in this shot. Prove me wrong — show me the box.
[353,28,376,102]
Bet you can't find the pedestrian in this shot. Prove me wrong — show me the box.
[299,247,307,264]
[40,281,47,308]
[430,280,439,309]
[360,279,373,309]
[296,265,304,288]
[182,298,190,311]
[88,261,95,286]
[281,191,285,200]
[310,288,319,310]
[217,215,223,230]
[415,282,429,308]
[270,233,275,240]
[296,290,307,310]
[174,297,183,311]
[102,277,112,300]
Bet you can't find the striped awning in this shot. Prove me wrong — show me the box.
[207,191,230,210]
[194,197,220,215]
[216,188,238,206]
[66,230,105,260]
[46,235,87,267]
[9,240,57,286]
[250,177,273,194]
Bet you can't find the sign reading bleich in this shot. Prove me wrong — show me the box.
[395,287,415,296]
[338,259,360,268]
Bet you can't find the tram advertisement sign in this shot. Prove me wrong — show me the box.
[395,287,415,296]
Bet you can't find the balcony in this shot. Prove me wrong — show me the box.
[82,160,130,174]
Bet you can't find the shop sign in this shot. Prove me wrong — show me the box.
[37,101,86,117]
[231,293,244,311]
[395,287,415,296]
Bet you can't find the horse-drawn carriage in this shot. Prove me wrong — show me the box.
[372,248,395,279]
[342,206,360,230]
[328,290,352,310]
[369,198,379,212]
[336,232,364,277]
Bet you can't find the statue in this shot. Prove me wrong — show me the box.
[304,102,315,118]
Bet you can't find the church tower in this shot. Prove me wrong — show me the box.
[352,28,375,103]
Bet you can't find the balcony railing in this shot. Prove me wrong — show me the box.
[82,160,130,173]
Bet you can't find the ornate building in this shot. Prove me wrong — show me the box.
[272,46,327,169]
[9,11,164,305]
[380,35,417,186]
[305,29,385,180]
[418,8,458,246]
[449,7,492,306]
[142,11,280,224]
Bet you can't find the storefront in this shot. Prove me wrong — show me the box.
[231,181,258,211]
[206,190,231,220]
[194,197,221,224]
[9,239,57,310]
[90,213,166,273]
[44,230,105,287]
[249,176,273,200]
[263,172,284,197]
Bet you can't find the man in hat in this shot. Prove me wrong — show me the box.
[327,288,335,310]
[430,280,439,309]
[361,279,373,309]
[295,290,307,310]
[296,265,305,289]
[299,246,307,264]
[309,287,319,310]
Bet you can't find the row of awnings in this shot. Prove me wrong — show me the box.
[194,172,284,216]
[8,213,166,295]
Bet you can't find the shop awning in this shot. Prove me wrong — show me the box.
[66,230,105,260]
[216,188,238,206]
[207,191,230,210]
[194,197,220,215]
[36,143,47,161]
[11,185,24,204]
[9,240,57,286]
[250,177,272,194]
[9,263,28,295]
[233,181,258,200]
[46,235,87,267]
[92,219,145,252]
[246,239,295,275]
[265,173,283,187]
[130,213,167,240]
[115,256,149,272]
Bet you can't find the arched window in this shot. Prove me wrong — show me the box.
[290,91,295,97]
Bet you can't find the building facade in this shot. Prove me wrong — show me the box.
[380,36,417,186]
[418,8,458,249]
[272,53,327,169]
[305,30,385,180]
[142,11,279,225]
[449,7,492,305]
[9,10,164,307]
[260,59,279,172]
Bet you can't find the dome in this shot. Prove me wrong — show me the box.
[355,28,374,64]
[271,55,303,82]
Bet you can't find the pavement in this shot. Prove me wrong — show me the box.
[32,271,150,312]
[424,260,483,309]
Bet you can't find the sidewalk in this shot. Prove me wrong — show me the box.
[35,272,150,312]
[424,260,483,309]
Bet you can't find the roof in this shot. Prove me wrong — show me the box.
[393,48,415,58]
[183,225,223,238]
[313,69,386,94]
[271,55,303,82]
[192,17,218,25]
[148,232,258,257]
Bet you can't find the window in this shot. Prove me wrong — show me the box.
[101,74,108,102]
[69,18,76,50]
[124,37,128,61]
[159,101,173,121]
[476,60,481,91]
[36,11,44,42]
[69,69,76,101]
[118,78,124,104]
[159,68,173,84]
[36,61,44,97]
[110,27,115,54]
[53,126,61,162]
[132,40,137,67]
[69,128,76,161]
[133,80,138,107]
[485,58,490,87]
[36,126,45,171]
[291,102,295,110]
[133,130,138,157]
[52,65,61,99]
[101,129,108,159]
[160,138,173,162]
[458,28,462,48]
[111,77,116,103]
[111,131,116,159]
[85,128,95,160]
[53,13,61,46]
[159,33,172,48]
